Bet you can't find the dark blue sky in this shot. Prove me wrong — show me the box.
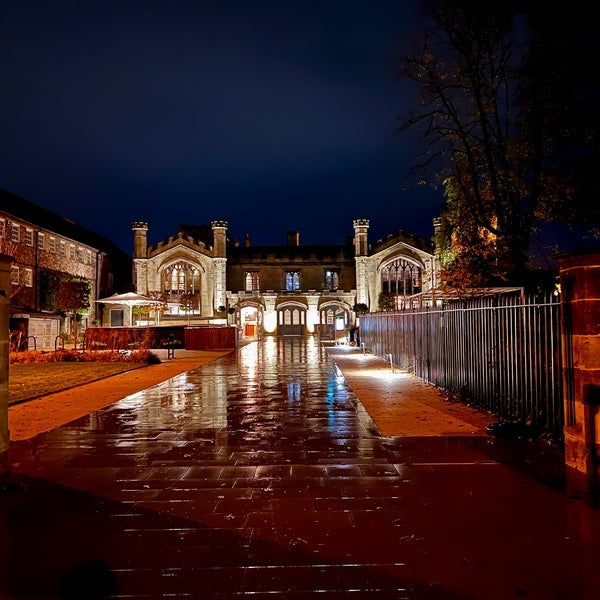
[1,0,441,254]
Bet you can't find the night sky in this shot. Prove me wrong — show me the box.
[1,1,441,254]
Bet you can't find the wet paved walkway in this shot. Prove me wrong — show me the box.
[2,337,600,599]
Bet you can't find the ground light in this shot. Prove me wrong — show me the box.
[333,346,410,382]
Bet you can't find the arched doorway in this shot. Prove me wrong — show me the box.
[318,303,349,343]
[239,303,261,337]
[277,304,306,336]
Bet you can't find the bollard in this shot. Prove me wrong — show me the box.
[167,334,175,359]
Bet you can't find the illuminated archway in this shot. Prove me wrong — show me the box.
[318,302,350,341]
[238,302,262,336]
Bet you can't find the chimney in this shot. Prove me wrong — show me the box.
[286,230,300,246]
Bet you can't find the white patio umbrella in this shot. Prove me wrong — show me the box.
[96,292,165,326]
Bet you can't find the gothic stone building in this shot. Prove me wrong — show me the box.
[131,219,437,339]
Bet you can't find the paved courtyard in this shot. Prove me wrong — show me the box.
[2,337,600,599]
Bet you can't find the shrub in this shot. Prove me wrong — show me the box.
[145,351,162,365]
[9,348,163,365]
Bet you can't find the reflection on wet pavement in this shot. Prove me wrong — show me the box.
[3,337,600,599]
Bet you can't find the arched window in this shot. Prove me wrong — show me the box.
[285,271,300,291]
[324,270,339,291]
[162,262,201,299]
[381,259,421,297]
[245,271,260,291]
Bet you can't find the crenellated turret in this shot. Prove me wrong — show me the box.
[211,220,228,258]
[353,219,370,256]
[132,221,149,259]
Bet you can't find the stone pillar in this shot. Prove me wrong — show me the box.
[131,222,149,293]
[0,254,14,477]
[558,249,600,491]
[213,258,227,314]
[211,221,228,313]
[353,219,370,308]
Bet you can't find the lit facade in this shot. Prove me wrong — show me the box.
[132,219,438,338]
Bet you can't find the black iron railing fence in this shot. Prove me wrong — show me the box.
[359,292,564,445]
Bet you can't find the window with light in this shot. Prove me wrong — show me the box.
[245,271,260,291]
[381,259,422,299]
[163,261,201,297]
[285,271,300,291]
[324,269,339,291]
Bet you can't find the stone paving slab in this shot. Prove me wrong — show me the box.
[325,345,498,437]
[2,338,599,599]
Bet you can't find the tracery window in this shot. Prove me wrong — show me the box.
[381,259,422,297]
[245,271,260,291]
[324,269,339,291]
[162,261,201,299]
[285,271,300,291]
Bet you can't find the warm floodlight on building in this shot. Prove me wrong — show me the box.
[263,312,277,334]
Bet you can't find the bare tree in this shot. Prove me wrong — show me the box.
[398,0,600,288]
[179,293,200,325]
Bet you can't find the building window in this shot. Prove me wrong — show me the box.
[49,236,56,253]
[38,232,45,250]
[10,266,19,286]
[285,271,300,291]
[68,244,76,260]
[381,259,422,297]
[11,223,19,243]
[59,241,66,256]
[245,271,260,291]
[25,229,34,246]
[24,268,33,287]
[162,261,201,297]
[0,219,5,238]
[77,246,83,261]
[324,269,340,291]
[87,250,93,265]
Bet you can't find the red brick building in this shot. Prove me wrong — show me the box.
[1,188,131,349]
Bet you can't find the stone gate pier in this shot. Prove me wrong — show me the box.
[558,248,600,493]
